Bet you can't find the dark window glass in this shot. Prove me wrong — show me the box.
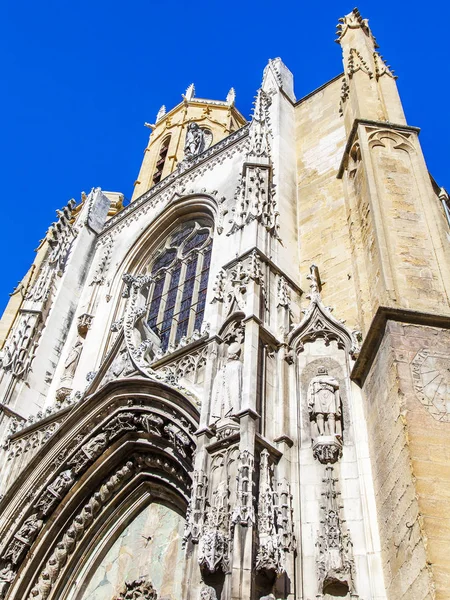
[148,276,165,332]
[146,221,212,352]
[176,258,198,343]
[151,248,176,274]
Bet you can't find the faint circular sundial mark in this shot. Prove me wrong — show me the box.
[411,349,450,421]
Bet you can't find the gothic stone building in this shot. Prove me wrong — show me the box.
[0,9,449,600]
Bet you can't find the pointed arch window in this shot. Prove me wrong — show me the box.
[152,135,171,185]
[146,220,213,352]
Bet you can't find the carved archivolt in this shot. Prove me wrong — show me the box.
[0,381,198,599]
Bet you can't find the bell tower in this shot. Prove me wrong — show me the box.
[131,84,247,201]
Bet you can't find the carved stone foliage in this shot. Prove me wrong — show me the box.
[232,450,255,526]
[308,366,343,464]
[316,467,356,597]
[336,7,374,44]
[27,462,135,600]
[183,469,208,545]
[373,51,396,79]
[256,449,283,573]
[211,251,267,316]
[256,450,295,574]
[228,89,279,238]
[155,345,208,387]
[198,447,238,574]
[0,312,41,381]
[113,578,158,600]
[288,264,361,361]
[347,48,373,79]
[90,235,113,285]
[199,478,231,573]
[6,419,61,463]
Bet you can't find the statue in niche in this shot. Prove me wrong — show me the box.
[308,366,341,436]
[184,122,206,159]
[62,338,83,381]
[200,585,218,600]
[209,342,243,427]
[0,564,15,599]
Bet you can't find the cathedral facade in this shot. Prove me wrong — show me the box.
[0,9,449,600]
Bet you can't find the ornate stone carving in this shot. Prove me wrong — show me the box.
[232,450,255,526]
[308,366,343,464]
[164,422,191,457]
[77,313,94,336]
[0,313,41,380]
[209,342,243,427]
[288,265,361,361]
[28,462,135,600]
[0,564,15,599]
[228,89,279,238]
[211,252,267,316]
[336,8,373,43]
[200,586,217,600]
[373,51,396,79]
[102,345,135,385]
[316,467,356,597]
[185,122,206,159]
[256,450,283,573]
[3,513,43,565]
[184,469,208,545]
[61,337,83,384]
[347,48,373,79]
[34,469,75,515]
[113,578,157,600]
[411,348,450,422]
[199,480,231,573]
[68,433,109,473]
[105,412,140,438]
[90,235,113,285]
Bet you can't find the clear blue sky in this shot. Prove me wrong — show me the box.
[1,1,449,313]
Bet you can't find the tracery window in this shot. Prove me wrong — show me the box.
[146,220,212,352]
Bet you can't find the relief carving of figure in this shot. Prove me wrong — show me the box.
[209,343,243,426]
[3,513,43,564]
[62,338,83,381]
[307,366,341,437]
[184,122,205,159]
[0,563,15,599]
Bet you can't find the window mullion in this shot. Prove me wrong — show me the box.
[156,270,171,334]
[169,260,187,348]
[188,252,204,335]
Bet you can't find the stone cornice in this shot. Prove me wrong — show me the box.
[351,306,450,387]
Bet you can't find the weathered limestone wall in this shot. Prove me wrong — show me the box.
[295,78,360,329]
[362,320,450,599]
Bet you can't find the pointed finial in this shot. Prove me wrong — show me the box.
[184,83,195,101]
[156,105,166,122]
[335,7,377,46]
[226,87,236,106]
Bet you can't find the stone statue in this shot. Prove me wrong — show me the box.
[184,122,205,159]
[200,586,218,600]
[0,564,15,599]
[307,366,340,436]
[209,343,243,425]
[63,338,83,381]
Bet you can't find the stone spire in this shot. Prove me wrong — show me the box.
[336,7,405,127]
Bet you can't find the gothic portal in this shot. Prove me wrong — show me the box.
[0,8,449,600]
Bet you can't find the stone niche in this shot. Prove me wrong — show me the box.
[297,340,351,457]
[77,501,185,600]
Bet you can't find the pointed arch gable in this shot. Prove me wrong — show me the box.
[0,379,198,600]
